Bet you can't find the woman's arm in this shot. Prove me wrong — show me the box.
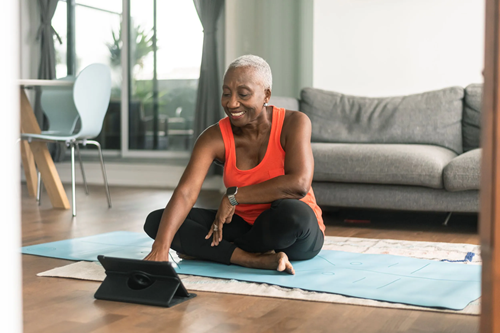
[144,125,224,261]
[235,111,314,204]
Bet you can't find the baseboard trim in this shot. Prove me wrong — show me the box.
[21,162,223,191]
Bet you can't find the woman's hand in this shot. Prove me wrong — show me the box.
[144,242,170,262]
[205,196,235,246]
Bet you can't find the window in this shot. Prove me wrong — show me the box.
[129,0,203,151]
[53,0,203,154]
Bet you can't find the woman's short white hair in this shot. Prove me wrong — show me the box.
[226,55,273,91]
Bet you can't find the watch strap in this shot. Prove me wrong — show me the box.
[227,187,239,206]
[228,195,238,206]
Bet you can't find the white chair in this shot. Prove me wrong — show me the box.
[22,63,112,216]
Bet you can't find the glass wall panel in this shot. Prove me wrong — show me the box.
[54,0,122,150]
[129,0,203,151]
[52,0,203,154]
[75,0,123,150]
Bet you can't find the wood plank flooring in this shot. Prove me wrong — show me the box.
[21,185,480,333]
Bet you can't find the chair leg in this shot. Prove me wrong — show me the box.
[36,171,42,206]
[75,143,89,195]
[70,142,77,217]
[443,212,452,226]
[85,140,112,208]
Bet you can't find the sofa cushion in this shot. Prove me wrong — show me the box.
[463,84,482,152]
[443,148,481,191]
[312,143,457,189]
[301,87,464,154]
[312,182,478,213]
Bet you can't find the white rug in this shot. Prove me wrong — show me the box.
[37,236,481,315]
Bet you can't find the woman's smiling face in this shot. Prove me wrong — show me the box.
[221,66,271,125]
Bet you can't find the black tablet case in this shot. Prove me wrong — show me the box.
[94,255,196,307]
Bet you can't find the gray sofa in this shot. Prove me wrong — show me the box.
[269,84,482,213]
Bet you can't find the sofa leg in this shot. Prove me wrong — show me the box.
[443,212,452,226]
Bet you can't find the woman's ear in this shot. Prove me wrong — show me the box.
[264,88,272,104]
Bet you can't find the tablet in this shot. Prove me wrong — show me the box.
[94,255,196,307]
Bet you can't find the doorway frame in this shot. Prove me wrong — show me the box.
[480,0,500,331]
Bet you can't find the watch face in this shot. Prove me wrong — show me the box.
[226,187,237,196]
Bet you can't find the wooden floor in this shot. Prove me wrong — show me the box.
[22,185,480,333]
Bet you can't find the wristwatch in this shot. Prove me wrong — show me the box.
[226,187,239,206]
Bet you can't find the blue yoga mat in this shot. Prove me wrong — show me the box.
[22,231,153,261]
[22,231,481,310]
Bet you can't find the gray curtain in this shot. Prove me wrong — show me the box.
[193,0,224,146]
[36,0,65,161]
[37,0,61,80]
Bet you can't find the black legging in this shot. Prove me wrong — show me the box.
[144,199,324,265]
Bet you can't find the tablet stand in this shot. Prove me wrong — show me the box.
[94,256,196,308]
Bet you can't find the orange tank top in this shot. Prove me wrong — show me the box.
[219,106,325,234]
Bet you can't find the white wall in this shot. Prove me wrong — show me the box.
[313,0,485,97]
[225,0,313,98]
[0,0,22,332]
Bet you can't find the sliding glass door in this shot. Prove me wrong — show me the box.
[53,0,123,150]
[128,0,203,152]
[52,0,203,156]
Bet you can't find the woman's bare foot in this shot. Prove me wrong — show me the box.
[230,248,295,275]
[275,252,295,274]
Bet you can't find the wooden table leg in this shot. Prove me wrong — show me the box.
[20,139,37,197]
[20,89,70,209]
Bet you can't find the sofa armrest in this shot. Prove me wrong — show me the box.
[269,96,300,111]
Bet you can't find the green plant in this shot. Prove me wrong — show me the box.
[107,24,159,103]
[107,24,155,70]
[134,80,168,109]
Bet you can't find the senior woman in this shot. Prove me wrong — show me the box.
[144,55,324,274]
